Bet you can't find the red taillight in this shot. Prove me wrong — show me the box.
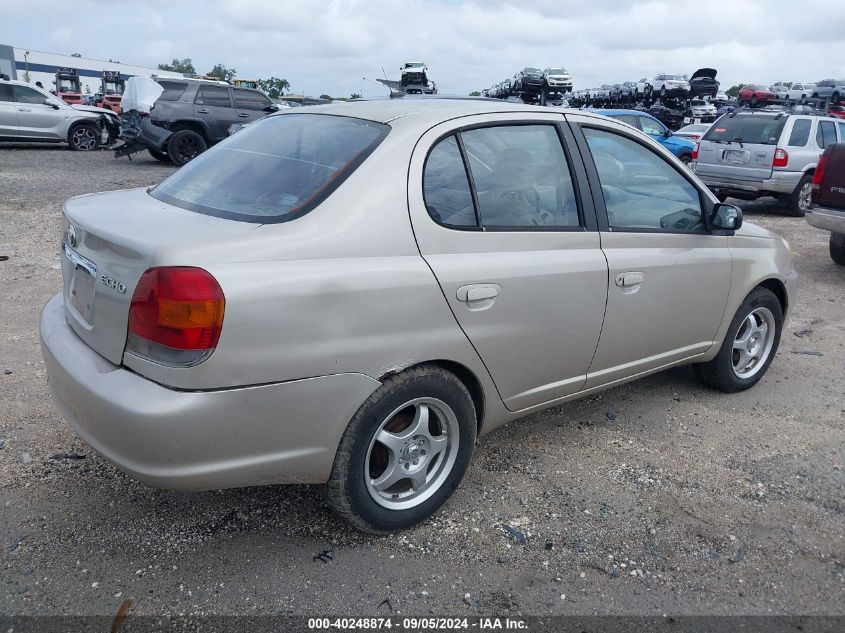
[692,142,699,160]
[773,148,788,168]
[127,267,225,366]
[812,154,829,204]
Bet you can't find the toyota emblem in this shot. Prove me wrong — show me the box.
[65,224,78,248]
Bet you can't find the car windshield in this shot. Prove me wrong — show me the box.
[547,68,567,74]
[151,114,389,223]
[703,116,787,145]
[524,68,541,73]
[664,75,685,81]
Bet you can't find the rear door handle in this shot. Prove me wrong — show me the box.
[238,113,250,118]
[457,284,500,302]
[615,272,644,287]
[196,108,209,114]
[17,107,31,112]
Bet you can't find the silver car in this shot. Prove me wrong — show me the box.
[0,78,118,150]
[41,100,797,533]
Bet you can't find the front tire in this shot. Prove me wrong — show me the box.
[68,123,99,151]
[830,233,845,265]
[679,153,692,167]
[326,365,477,534]
[694,287,783,393]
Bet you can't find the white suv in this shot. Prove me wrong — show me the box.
[0,78,118,150]
[543,67,573,92]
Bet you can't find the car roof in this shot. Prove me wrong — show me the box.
[277,97,609,128]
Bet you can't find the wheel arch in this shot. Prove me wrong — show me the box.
[756,277,788,315]
[169,119,209,141]
[379,360,486,433]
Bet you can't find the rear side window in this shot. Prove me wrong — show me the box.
[157,81,186,101]
[704,116,787,145]
[0,84,12,101]
[234,88,271,111]
[787,119,811,147]
[423,136,477,227]
[461,125,581,228]
[816,121,837,149]
[150,114,388,223]
[195,86,231,108]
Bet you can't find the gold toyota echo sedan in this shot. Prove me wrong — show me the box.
[41,99,797,533]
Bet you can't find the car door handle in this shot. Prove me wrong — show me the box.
[17,107,31,112]
[456,284,500,302]
[615,272,645,287]
[196,108,209,114]
[238,113,250,118]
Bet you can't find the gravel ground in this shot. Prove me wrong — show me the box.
[1,148,843,621]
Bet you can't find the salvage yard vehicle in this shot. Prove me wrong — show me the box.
[687,99,717,122]
[543,67,573,92]
[689,68,719,98]
[41,99,797,534]
[674,122,712,141]
[806,142,845,264]
[0,78,118,150]
[692,111,842,215]
[115,77,278,165]
[787,82,816,101]
[593,108,696,164]
[651,73,690,98]
[738,84,777,107]
[812,79,845,103]
[514,68,544,94]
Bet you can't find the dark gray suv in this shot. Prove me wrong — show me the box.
[148,79,277,164]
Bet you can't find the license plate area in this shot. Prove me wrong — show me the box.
[721,149,750,165]
[63,242,97,324]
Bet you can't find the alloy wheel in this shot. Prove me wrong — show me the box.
[72,127,97,151]
[364,397,459,510]
[798,181,812,213]
[731,307,776,379]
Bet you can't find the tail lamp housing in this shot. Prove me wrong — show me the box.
[773,148,789,168]
[691,142,699,161]
[127,267,225,367]
[811,154,829,205]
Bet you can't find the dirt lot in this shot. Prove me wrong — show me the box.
[1,148,843,623]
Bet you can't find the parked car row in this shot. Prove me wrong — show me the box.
[483,67,573,99]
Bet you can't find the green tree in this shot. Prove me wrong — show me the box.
[258,77,290,98]
[469,90,481,96]
[726,84,742,98]
[350,92,362,100]
[157,58,196,74]
[207,64,237,82]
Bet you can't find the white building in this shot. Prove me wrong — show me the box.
[0,44,183,94]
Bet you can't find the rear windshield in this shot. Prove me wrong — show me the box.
[703,115,787,145]
[150,114,389,223]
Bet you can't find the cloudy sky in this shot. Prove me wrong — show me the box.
[5,0,845,98]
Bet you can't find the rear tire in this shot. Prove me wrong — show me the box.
[167,129,207,166]
[830,233,845,265]
[326,365,477,534]
[68,123,99,151]
[693,287,783,393]
[679,153,692,166]
[148,148,171,162]
[784,173,812,217]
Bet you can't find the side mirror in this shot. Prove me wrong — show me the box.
[44,98,60,109]
[264,104,279,112]
[712,203,743,231]
[663,129,672,137]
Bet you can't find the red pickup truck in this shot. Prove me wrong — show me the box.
[807,143,845,264]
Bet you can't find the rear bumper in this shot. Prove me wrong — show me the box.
[806,206,845,234]
[40,293,380,490]
[693,169,803,196]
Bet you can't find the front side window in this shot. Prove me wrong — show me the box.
[194,86,231,108]
[816,121,836,148]
[460,125,580,228]
[787,119,811,147]
[0,84,12,102]
[151,114,388,223]
[638,116,665,136]
[423,136,476,227]
[614,114,640,129]
[234,88,271,111]
[583,127,704,233]
[13,85,46,104]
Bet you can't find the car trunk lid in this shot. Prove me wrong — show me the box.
[690,68,717,80]
[60,187,258,364]
[693,114,787,182]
